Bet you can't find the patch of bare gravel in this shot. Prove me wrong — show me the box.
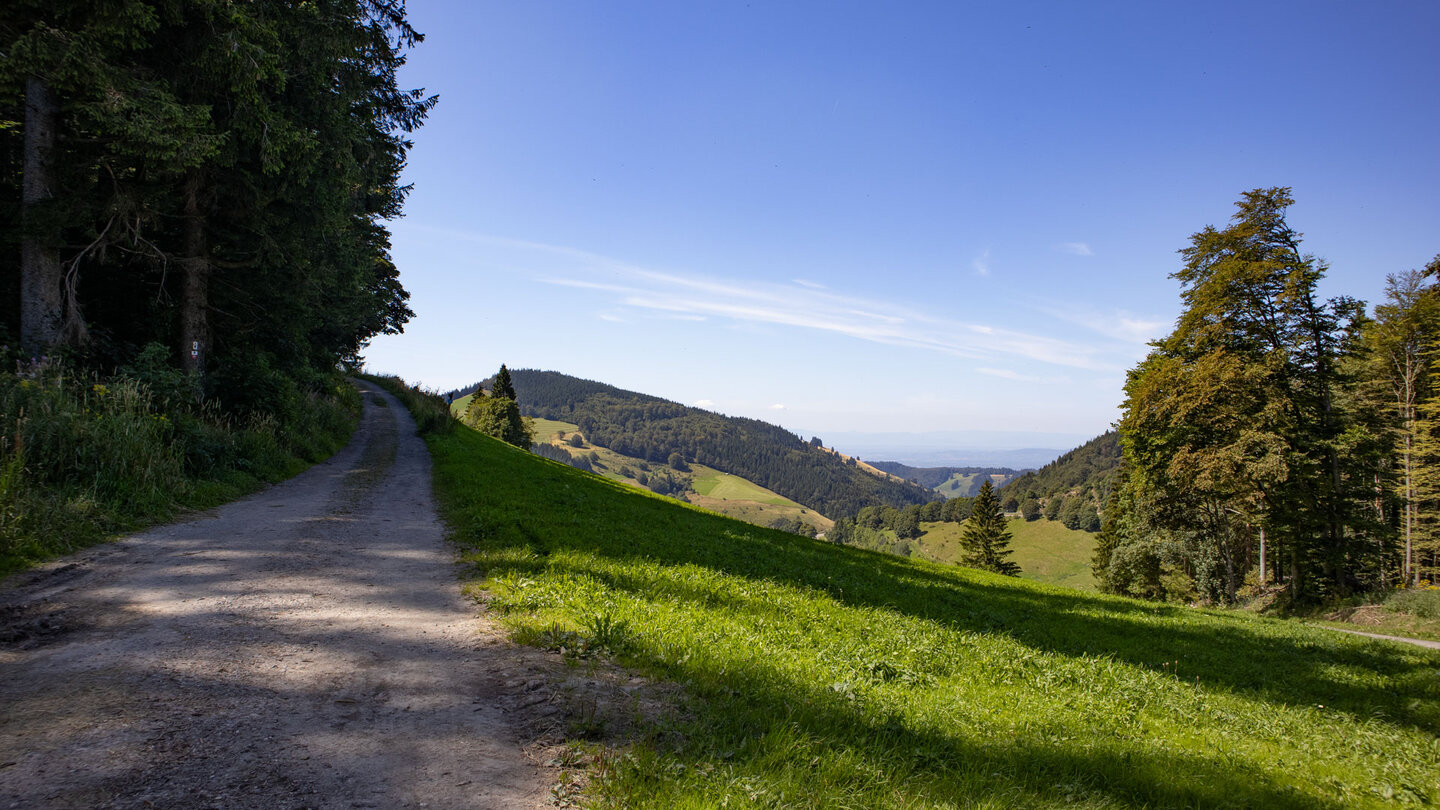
[0,381,626,809]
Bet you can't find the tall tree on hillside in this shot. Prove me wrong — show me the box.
[493,364,516,400]
[959,479,1020,576]
[1363,263,1440,584]
[3,0,430,408]
[1118,188,1380,603]
[464,390,533,450]
[1412,383,1440,580]
[6,0,221,354]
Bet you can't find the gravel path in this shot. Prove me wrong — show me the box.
[0,381,553,809]
[1326,626,1440,650]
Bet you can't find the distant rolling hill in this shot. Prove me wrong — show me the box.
[523,415,833,536]
[502,369,935,519]
[868,462,1023,499]
[1000,431,1121,531]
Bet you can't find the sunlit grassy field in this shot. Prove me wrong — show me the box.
[918,518,1098,591]
[526,417,579,441]
[428,424,1440,808]
[522,421,829,534]
[691,469,793,505]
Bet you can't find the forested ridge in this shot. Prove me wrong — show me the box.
[999,432,1120,531]
[869,461,1018,494]
[507,369,934,518]
[1098,188,1440,605]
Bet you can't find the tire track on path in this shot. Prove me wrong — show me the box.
[0,380,550,809]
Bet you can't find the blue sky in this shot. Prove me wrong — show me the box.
[362,1,1439,455]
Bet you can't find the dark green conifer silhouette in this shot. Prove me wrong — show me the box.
[960,479,1021,576]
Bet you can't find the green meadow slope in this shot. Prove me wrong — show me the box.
[913,517,1098,591]
[522,414,831,535]
[425,420,1440,809]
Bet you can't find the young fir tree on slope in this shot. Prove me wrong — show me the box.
[464,365,531,449]
[960,479,1021,576]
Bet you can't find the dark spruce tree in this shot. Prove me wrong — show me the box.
[959,479,1021,576]
[493,364,516,401]
[3,0,433,408]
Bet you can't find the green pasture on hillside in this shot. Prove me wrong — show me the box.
[528,417,580,442]
[691,470,793,506]
[428,423,1440,809]
[918,518,1098,591]
[527,425,829,534]
[934,472,1014,499]
[934,473,977,497]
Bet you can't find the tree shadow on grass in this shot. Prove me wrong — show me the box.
[618,659,1353,810]
[438,431,1440,740]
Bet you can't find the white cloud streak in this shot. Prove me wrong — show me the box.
[407,226,1135,373]
[546,267,1126,371]
[1037,303,1170,347]
[972,248,992,276]
[1056,242,1094,256]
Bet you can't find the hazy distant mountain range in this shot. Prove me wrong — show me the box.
[816,431,1088,470]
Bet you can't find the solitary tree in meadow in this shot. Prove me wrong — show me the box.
[960,479,1021,576]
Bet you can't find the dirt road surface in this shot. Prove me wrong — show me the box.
[1327,626,1440,650]
[0,381,557,809]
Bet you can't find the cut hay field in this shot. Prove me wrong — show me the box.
[425,419,1440,809]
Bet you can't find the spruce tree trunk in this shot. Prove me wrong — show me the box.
[180,172,210,387]
[20,76,63,356]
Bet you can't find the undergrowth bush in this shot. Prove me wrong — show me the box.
[0,345,361,576]
[1387,586,1440,620]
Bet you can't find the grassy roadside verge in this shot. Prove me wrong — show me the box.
[1,358,360,577]
[405,390,1439,808]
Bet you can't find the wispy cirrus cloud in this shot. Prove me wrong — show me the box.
[402,225,1133,373]
[1037,303,1169,348]
[976,367,1069,384]
[1056,242,1094,256]
[972,248,992,276]
[543,267,1124,372]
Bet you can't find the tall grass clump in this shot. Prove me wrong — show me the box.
[0,345,360,576]
[417,421,1440,809]
[1386,585,1440,620]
